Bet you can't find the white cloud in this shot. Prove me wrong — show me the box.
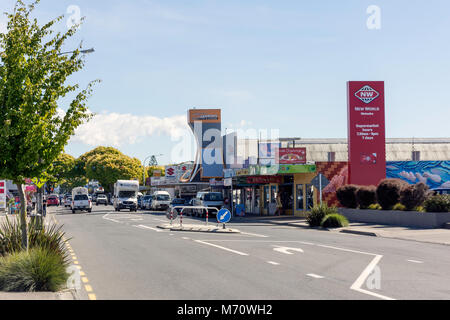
[0,17,7,34]
[68,111,189,147]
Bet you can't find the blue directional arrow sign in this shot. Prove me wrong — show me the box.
[217,208,231,224]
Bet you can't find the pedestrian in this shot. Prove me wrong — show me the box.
[31,194,36,211]
[275,193,283,216]
[42,195,47,217]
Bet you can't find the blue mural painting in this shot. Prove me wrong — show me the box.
[386,161,450,190]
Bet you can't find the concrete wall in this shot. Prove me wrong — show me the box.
[338,208,450,229]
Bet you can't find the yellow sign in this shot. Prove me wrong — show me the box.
[31,177,47,188]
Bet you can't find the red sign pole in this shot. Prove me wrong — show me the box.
[347,81,386,186]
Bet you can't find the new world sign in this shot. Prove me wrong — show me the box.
[347,81,386,186]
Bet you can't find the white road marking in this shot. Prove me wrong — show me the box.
[307,274,324,279]
[102,214,122,224]
[240,232,268,238]
[350,255,395,300]
[407,259,423,264]
[133,225,163,232]
[130,218,143,221]
[194,240,249,256]
[182,237,190,240]
[272,245,304,255]
[198,239,394,300]
[267,261,280,265]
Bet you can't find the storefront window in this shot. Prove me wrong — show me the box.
[305,184,314,211]
[296,184,303,211]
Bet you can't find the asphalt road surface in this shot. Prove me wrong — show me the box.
[49,204,450,300]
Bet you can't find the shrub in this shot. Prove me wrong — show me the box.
[336,185,359,208]
[320,214,349,228]
[306,203,338,227]
[414,206,425,212]
[400,183,429,211]
[368,203,382,210]
[392,203,406,211]
[0,247,70,292]
[356,185,377,209]
[376,179,407,210]
[0,217,70,265]
[423,194,450,213]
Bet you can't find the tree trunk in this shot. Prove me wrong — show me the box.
[15,183,28,250]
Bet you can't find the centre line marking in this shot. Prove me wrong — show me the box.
[307,273,324,279]
[194,240,249,256]
[407,259,423,264]
[240,232,268,238]
[267,261,280,265]
[133,225,163,232]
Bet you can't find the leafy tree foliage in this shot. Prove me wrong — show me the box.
[83,148,143,192]
[0,1,98,248]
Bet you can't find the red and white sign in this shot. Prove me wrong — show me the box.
[354,85,379,104]
[347,81,386,186]
[165,166,176,179]
[278,148,306,164]
[0,180,6,210]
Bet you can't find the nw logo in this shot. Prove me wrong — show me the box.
[355,85,379,104]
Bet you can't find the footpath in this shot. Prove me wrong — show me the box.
[0,210,77,300]
[231,214,450,246]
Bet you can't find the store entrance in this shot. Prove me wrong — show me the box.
[278,175,294,215]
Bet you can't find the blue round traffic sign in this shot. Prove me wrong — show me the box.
[217,208,231,223]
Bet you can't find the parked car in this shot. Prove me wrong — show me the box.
[151,191,171,211]
[183,198,195,216]
[192,192,224,218]
[141,195,153,210]
[64,196,72,207]
[137,195,143,209]
[170,198,187,214]
[47,195,59,206]
[96,194,108,206]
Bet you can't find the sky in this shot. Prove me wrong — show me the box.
[1,0,449,166]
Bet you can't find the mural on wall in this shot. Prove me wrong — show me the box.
[316,162,349,207]
[386,161,450,189]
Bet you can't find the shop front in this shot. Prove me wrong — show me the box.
[228,164,317,216]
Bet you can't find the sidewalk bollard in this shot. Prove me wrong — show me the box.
[206,209,208,226]
[180,209,183,228]
[170,209,173,226]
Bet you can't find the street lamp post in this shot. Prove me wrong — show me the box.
[58,48,95,56]
[142,154,163,187]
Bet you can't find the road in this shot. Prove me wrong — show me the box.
[49,204,450,300]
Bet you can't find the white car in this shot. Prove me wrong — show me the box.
[151,191,171,211]
[71,193,92,213]
[64,196,72,207]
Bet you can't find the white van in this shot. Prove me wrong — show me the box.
[113,180,139,212]
[71,187,92,213]
[151,191,171,211]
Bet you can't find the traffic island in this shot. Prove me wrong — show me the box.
[157,224,240,233]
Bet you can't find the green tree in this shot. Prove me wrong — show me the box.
[45,153,76,193]
[0,1,98,248]
[85,149,143,192]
